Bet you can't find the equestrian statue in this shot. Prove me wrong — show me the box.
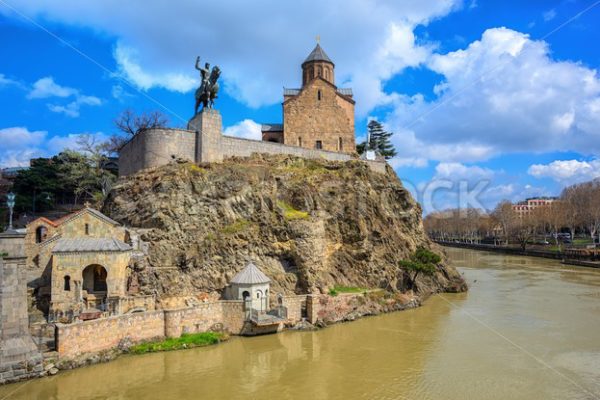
[194,56,221,113]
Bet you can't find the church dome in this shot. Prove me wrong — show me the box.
[302,44,334,67]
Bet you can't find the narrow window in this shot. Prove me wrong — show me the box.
[338,137,343,151]
[64,276,71,291]
[35,226,47,243]
[317,90,322,101]
[298,137,302,147]
[315,140,323,150]
[85,223,90,235]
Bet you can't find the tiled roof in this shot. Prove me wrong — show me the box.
[230,262,271,285]
[52,238,132,253]
[303,44,333,65]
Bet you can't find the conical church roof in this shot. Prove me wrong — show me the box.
[302,44,334,66]
[230,262,271,284]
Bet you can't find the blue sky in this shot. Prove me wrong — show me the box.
[1,0,599,213]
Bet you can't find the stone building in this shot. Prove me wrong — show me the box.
[24,207,136,319]
[262,43,356,154]
[225,262,271,312]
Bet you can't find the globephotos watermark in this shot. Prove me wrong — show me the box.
[400,178,491,216]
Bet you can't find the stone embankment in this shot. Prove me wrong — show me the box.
[436,241,600,268]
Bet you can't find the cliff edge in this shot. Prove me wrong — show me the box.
[103,155,466,303]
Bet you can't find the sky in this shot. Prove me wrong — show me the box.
[1,0,599,213]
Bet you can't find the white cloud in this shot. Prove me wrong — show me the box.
[27,77,77,99]
[0,127,105,167]
[5,0,461,111]
[543,9,557,22]
[0,73,19,88]
[223,119,262,140]
[27,76,102,117]
[433,162,495,181]
[385,27,600,164]
[47,95,102,117]
[528,159,600,184]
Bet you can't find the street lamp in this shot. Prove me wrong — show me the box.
[6,192,16,232]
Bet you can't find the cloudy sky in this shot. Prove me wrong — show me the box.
[1,0,599,212]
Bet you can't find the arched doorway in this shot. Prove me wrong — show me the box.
[82,264,108,293]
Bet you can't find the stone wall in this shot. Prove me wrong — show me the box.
[0,232,25,258]
[119,109,386,176]
[0,257,43,384]
[220,135,352,162]
[119,128,197,176]
[56,310,165,358]
[281,295,307,324]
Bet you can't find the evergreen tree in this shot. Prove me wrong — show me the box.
[356,120,397,159]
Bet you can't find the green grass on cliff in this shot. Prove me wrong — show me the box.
[128,332,227,354]
[329,285,368,296]
[220,219,252,234]
[277,200,309,220]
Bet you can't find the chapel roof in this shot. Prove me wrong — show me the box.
[302,44,334,66]
[52,237,132,253]
[230,262,271,285]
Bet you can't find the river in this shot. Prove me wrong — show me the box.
[1,248,599,400]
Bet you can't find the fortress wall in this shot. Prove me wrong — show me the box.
[221,135,352,162]
[281,295,308,324]
[119,123,387,176]
[119,129,196,176]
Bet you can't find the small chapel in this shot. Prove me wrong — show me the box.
[261,43,356,154]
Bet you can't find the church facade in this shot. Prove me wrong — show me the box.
[261,44,356,154]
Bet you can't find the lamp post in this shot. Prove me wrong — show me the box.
[6,192,15,232]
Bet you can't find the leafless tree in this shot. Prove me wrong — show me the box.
[114,109,169,136]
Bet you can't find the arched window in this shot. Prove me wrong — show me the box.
[35,226,47,244]
[85,223,90,235]
[64,275,71,291]
[242,291,250,300]
[338,137,343,151]
[317,90,322,101]
[298,137,302,147]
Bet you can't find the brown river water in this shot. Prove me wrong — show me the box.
[1,248,600,400]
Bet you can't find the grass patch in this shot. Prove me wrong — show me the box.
[129,332,227,354]
[220,219,251,234]
[328,288,339,296]
[277,200,309,220]
[0,252,7,258]
[187,164,207,174]
[332,285,367,294]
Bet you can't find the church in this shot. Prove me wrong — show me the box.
[118,44,385,176]
[260,43,356,154]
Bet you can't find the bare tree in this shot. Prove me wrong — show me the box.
[114,109,169,136]
[492,201,516,245]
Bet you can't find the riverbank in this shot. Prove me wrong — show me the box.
[3,248,599,399]
[436,240,600,269]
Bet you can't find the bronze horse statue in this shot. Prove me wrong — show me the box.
[195,66,221,113]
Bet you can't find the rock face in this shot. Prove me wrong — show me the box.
[103,155,466,302]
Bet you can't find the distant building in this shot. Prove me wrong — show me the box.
[512,197,558,216]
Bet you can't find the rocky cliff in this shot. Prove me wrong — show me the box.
[103,155,466,304]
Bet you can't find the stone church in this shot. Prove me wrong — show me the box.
[117,43,387,177]
[261,43,356,154]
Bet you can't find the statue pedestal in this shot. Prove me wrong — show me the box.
[188,109,223,163]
